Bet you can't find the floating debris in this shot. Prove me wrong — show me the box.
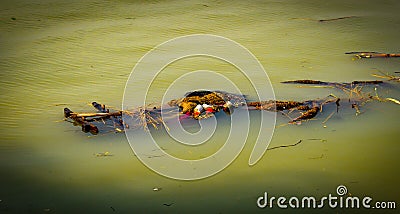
[291,16,357,22]
[64,102,124,135]
[153,187,162,191]
[168,90,244,119]
[248,100,304,111]
[290,106,320,123]
[309,154,324,160]
[346,52,400,59]
[94,152,113,157]
[351,103,361,116]
[281,80,327,85]
[267,140,303,151]
[64,77,398,133]
[372,71,400,82]
[281,79,384,88]
[351,80,383,84]
[92,101,107,113]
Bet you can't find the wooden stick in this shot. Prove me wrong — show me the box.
[319,16,357,22]
[72,112,122,118]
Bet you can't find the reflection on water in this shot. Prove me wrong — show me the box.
[0,0,399,212]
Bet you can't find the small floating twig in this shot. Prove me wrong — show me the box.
[318,16,357,22]
[267,140,302,150]
[290,16,357,22]
[94,151,113,157]
[322,111,335,124]
[386,98,400,105]
[371,70,400,82]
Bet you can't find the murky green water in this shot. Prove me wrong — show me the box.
[1,0,399,213]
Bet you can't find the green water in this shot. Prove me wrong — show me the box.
[1,0,399,213]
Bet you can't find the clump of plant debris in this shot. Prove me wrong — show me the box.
[64,75,399,135]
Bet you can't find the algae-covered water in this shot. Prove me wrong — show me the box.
[1,0,399,213]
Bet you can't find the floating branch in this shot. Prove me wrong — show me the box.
[290,106,320,123]
[71,112,122,118]
[346,52,400,59]
[281,79,383,87]
[281,80,328,85]
[64,108,99,134]
[247,100,305,111]
[351,80,383,84]
[64,102,125,135]
[64,81,398,134]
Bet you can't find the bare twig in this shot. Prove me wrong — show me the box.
[322,111,335,124]
[267,140,303,151]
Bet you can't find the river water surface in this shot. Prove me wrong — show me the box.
[1,0,399,213]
